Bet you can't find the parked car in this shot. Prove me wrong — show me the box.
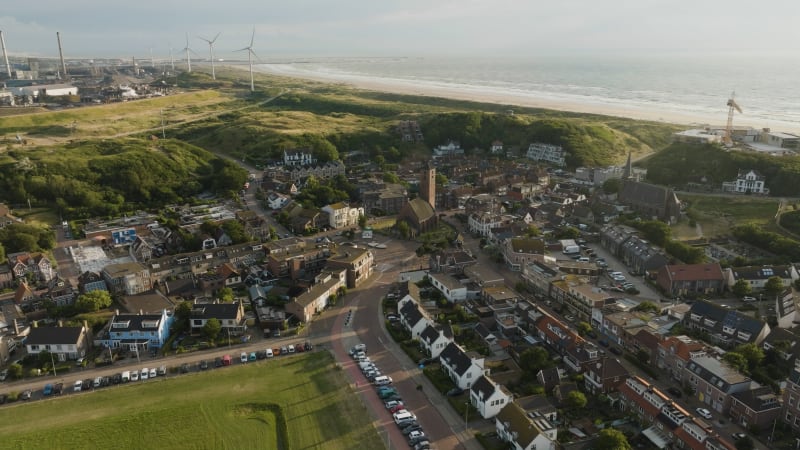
[0,369,8,381]
[140,368,149,380]
[384,400,404,409]
[281,346,288,355]
[609,347,623,355]
[446,387,464,396]
[157,365,167,376]
[295,343,305,353]
[249,352,257,362]
[180,363,190,373]
[389,404,407,414]
[149,368,157,378]
[304,342,313,351]
[214,357,223,368]
[732,432,746,441]
[199,360,209,370]
[43,383,53,396]
[696,407,713,420]
[402,424,423,435]
[240,352,248,363]
[742,296,757,303]
[598,339,610,347]
[667,387,683,398]
[53,382,63,394]
[20,389,32,401]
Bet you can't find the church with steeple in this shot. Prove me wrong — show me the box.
[618,151,681,223]
[398,161,438,236]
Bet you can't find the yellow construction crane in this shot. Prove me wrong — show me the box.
[724,91,743,146]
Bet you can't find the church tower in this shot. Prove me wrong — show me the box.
[622,151,633,180]
[420,160,436,210]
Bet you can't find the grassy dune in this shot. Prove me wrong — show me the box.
[0,352,382,450]
[676,194,781,238]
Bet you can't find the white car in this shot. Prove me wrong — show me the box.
[742,296,757,302]
[695,407,713,420]
[384,400,404,409]
[73,380,83,392]
[140,368,149,380]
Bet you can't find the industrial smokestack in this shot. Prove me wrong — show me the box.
[0,30,11,78]
[56,31,67,79]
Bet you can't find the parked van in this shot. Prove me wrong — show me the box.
[393,411,415,425]
[130,371,139,382]
[288,344,296,354]
[157,365,167,376]
[149,368,157,378]
[373,376,393,386]
[121,371,131,382]
[240,352,248,363]
[265,348,274,358]
[140,368,149,380]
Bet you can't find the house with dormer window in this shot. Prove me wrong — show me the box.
[96,309,173,352]
[189,301,246,336]
[439,342,488,389]
[729,385,781,430]
[683,300,770,346]
[683,356,755,415]
[419,322,454,358]
[8,252,53,282]
[495,401,558,450]
[584,356,629,395]
[470,375,513,419]
[398,293,430,340]
[25,324,90,361]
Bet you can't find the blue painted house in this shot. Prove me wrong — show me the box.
[97,309,173,352]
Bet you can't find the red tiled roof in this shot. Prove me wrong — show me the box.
[663,263,723,282]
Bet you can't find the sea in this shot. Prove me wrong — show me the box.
[257,54,800,132]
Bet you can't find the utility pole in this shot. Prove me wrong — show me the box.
[50,352,57,376]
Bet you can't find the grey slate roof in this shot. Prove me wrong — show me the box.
[731,386,780,412]
[440,342,473,376]
[470,375,497,400]
[688,300,766,339]
[420,324,441,345]
[732,265,794,281]
[190,303,240,320]
[399,300,425,327]
[26,326,84,346]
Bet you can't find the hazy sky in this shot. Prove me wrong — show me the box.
[2,0,799,59]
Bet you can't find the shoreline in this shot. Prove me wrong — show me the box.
[226,63,800,133]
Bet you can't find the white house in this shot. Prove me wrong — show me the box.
[267,193,289,210]
[321,203,364,229]
[527,143,566,167]
[726,265,798,291]
[283,149,316,167]
[419,323,454,358]
[491,141,504,154]
[495,402,558,450]
[468,212,504,237]
[470,375,514,419]
[25,325,90,361]
[439,342,488,389]
[722,169,768,194]
[398,297,430,340]
[428,272,467,303]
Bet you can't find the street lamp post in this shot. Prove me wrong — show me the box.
[50,352,57,377]
[464,401,469,430]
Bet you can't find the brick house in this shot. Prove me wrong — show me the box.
[656,263,725,298]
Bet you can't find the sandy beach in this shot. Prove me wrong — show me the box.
[236,63,800,133]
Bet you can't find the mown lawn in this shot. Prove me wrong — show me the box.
[0,351,383,450]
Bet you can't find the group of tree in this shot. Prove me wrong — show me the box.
[644,142,800,196]
[721,343,764,376]
[293,175,354,209]
[622,218,705,264]
[0,223,56,255]
[0,140,248,219]
[732,223,800,262]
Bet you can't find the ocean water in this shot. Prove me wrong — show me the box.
[259,54,800,131]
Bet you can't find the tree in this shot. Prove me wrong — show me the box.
[555,226,581,240]
[358,214,367,228]
[602,178,621,195]
[633,301,659,313]
[74,290,113,313]
[518,347,552,375]
[734,343,764,370]
[734,436,754,450]
[175,301,193,326]
[763,276,784,298]
[525,224,541,237]
[722,352,749,374]
[576,321,592,336]
[565,390,587,409]
[203,318,222,340]
[732,279,752,298]
[8,363,22,380]
[396,220,411,239]
[594,428,632,450]
[217,287,234,303]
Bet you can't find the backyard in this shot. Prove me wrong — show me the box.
[0,351,383,450]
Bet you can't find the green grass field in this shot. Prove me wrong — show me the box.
[0,352,383,450]
[677,194,781,238]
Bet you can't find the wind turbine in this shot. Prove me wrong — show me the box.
[236,28,259,92]
[198,32,220,80]
[182,33,193,72]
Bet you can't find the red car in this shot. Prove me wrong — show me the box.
[295,343,305,353]
[389,404,407,414]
